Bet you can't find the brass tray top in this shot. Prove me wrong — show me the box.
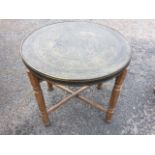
[21,21,131,84]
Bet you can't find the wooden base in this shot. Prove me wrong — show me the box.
[96,83,102,89]
[27,68,128,126]
[47,81,54,91]
[106,69,128,122]
[27,71,50,126]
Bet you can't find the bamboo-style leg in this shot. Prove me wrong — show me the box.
[27,71,50,126]
[97,83,102,89]
[106,68,128,123]
[47,81,54,91]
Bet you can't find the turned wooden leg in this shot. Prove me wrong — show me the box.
[27,71,50,126]
[106,68,128,123]
[97,83,102,89]
[47,81,54,91]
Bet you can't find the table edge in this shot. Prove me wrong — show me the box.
[22,58,131,85]
[20,21,131,85]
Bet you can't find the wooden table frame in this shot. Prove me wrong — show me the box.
[27,68,128,126]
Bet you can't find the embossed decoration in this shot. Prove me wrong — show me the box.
[21,21,131,83]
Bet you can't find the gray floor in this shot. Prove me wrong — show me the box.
[0,19,155,135]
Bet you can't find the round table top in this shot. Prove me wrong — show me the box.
[21,21,131,84]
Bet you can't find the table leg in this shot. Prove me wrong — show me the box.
[27,71,50,126]
[97,83,102,89]
[106,68,128,123]
[47,81,54,91]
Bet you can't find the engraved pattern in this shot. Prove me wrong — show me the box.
[21,21,131,81]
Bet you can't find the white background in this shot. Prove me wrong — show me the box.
[0,0,155,18]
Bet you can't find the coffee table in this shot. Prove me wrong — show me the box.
[21,21,131,126]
